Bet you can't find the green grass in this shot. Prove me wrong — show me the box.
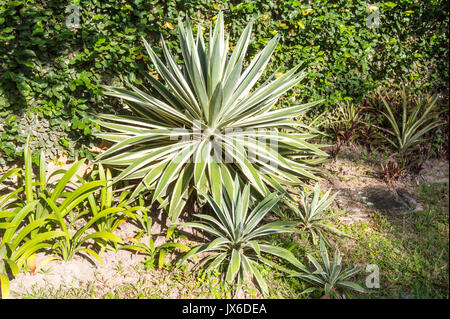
[338,181,449,298]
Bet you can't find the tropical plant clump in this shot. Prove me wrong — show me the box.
[377,86,443,159]
[292,239,365,299]
[0,139,146,298]
[177,178,307,296]
[296,183,346,245]
[95,12,327,222]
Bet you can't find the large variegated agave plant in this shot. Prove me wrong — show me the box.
[95,12,327,222]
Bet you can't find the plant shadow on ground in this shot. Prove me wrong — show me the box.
[336,180,449,299]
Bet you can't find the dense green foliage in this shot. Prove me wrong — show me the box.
[1,0,448,165]
[0,140,146,298]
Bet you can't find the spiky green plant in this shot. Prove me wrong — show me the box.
[0,206,67,299]
[79,164,148,252]
[378,86,443,157]
[95,12,327,222]
[176,177,307,297]
[292,239,365,298]
[0,138,123,274]
[0,138,90,298]
[297,183,346,245]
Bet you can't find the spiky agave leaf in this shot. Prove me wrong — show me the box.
[95,12,327,222]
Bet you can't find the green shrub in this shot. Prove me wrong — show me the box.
[0,137,100,298]
[0,138,143,297]
[376,86,444,158]
[120,196,190,269]
[80,164,148,252]
[1,0,448,164]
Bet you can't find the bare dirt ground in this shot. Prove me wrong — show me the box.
[321,145,449,226]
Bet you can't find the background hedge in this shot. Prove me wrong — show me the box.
[0,0,448,165]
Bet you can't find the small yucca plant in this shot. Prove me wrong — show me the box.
[176,177,306,297]
[95,12,327,222]
[297,183,345,245]
[293,239,365,299]
[378,86,444,157]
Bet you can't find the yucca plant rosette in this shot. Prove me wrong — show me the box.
[292,239,365,298]
[377,86,444,157]
[176,178,307,296]
[297,183,347,245]
[94,12,327,222]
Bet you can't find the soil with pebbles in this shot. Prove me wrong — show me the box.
[321,147,449,225]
